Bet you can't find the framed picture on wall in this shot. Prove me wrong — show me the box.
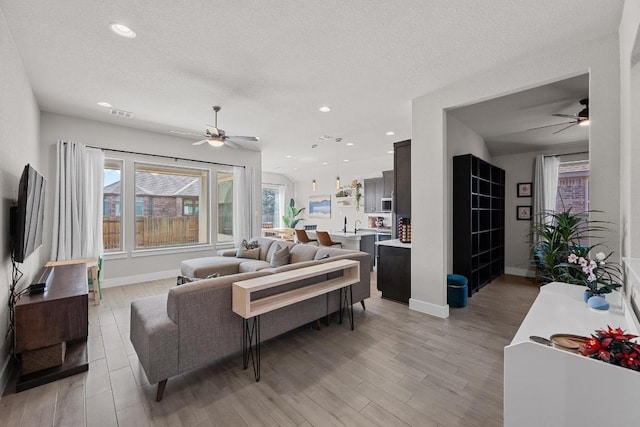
[517,182,532,197]
[517,205,532,220]
[309,195,331,219]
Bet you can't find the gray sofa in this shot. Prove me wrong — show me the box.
[130,238,370,401]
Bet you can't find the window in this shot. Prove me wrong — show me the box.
[103,160,123,252]
[183,198,199,216]
[134,163,209,249]
[555,161,590,212]
[217,172,234,243]
[262,184,285,228]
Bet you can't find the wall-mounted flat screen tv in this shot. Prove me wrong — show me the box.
[10,164,46,263]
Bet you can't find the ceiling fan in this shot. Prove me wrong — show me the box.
[186,106,259,149]
[527,98,589,134]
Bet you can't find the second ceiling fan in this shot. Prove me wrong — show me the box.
[527,98,589,134]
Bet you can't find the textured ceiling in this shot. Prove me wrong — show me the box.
[0,1,623,172]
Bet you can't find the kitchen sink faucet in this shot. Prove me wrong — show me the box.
[354,220,362,233]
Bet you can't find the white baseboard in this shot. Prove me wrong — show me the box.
[409,298,449,318]
[505,267,535,278]
[101,269,180,288]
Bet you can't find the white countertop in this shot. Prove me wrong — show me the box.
[308,230,377,240]
[375,239,411,249]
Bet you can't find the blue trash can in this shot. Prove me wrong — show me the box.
[447,274,468,308]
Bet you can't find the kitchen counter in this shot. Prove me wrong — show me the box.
[375,239,411,249]
[325,230,377,239]
[307,231,376,269]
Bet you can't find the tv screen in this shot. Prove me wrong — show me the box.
[10,164,46,263]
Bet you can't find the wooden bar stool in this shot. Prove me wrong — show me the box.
[316,231,342,248]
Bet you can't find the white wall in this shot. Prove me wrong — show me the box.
[40,112,262,286]
[0,8,41,392]
[412,33,620,318]
[619,0,640,315]
[445,115,491,272]
[291,154,394,232]
[492,142,589,277]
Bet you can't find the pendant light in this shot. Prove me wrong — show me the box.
[312,144,318,192]
[335,138,342,189]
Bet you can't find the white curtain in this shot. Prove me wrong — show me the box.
[233,166,253,247]
[533,154,561,243]
[51,141,105,260]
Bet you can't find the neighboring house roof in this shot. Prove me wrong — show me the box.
[104,172,201,196]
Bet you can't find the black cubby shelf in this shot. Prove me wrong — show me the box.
[452,154,505,297]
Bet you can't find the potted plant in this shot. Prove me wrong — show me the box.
[282,198,305,228]
[354,181,362,212]
[531,209,621,294]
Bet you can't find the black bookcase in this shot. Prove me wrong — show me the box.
[452,154,505,296]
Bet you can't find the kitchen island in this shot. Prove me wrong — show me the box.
[307,230,376,270]
[376,239,411,303]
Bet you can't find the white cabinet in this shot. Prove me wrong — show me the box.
[504,282,640,427]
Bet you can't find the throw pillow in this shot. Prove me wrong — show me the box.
[236,247,260,259]
[176,272,220,286]
[241,239,259,249]
[270,244,291,267]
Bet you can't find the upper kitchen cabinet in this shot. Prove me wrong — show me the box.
[364,177,383,213]
[383,170,394,198]
[394,140,411,216]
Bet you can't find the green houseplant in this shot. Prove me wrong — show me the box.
[531,209,621,294]
[282,198,305,228]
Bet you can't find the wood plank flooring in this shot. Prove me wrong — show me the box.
[0,274,538,426]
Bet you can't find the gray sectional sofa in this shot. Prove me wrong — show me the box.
[130,237,370,401]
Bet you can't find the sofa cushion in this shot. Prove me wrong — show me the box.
[180,257,244,278]
[265,240,296,263]
[252,237,278,260]
[270,245,291,267]
[236,247,260,259]
[289,244,319,264]
[239,260,272,273]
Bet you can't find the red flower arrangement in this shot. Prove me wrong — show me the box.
[580,326,640,371]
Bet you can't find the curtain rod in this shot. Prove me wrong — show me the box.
[87,145,245,169]
[544,151,589,158]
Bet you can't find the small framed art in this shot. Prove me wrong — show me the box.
[517,182,532,197]
[517,205,532,220]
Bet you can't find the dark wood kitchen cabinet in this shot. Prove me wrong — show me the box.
[382,170,394,198]
[364,177,383,213]
[394,140,411,217]
[452,154,505,296]
[377,244,411,304]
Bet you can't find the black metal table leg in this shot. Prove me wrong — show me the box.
[242,316,261,381]
[339,286,354,330]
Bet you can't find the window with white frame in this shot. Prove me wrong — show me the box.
[217,171,234,243]
[261,184,285,228]
[103,159,123,252]
[134,163,209,249]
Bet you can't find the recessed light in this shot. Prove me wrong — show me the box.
[343,159,349,162]
[97,101,112,108]
[109,22,136,38]
[293,168,299,171]
[319,106,331,113]
[285,155,293,158]
[388,150,394,154]
[385,131,395,136]
[322,162,328,165]
[346,142,355,146]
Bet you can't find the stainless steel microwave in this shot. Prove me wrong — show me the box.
[381,197,392,212]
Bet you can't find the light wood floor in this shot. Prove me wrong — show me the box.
[0,274,538,427]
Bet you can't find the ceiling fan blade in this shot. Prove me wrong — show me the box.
[207,127,220,137]
[169,130,204,138]
[526,121,576,131]
[552,113,579,119]
[224,140,242,150]
[226,135,259,142]
[552,123,578,134]
[192,139,208,146]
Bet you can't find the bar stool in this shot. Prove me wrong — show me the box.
[295,229,317,244]
[316,231,342,248]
